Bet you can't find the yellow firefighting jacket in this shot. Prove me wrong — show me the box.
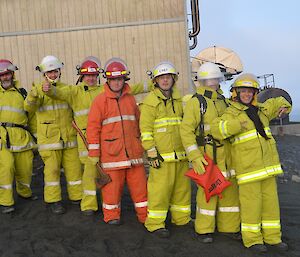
[210,97,292,185]
[180,86,229,173]
[24,81,77,151]
[0,81,35,152]
[140,86,187,162]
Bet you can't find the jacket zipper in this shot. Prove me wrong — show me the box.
[116,98,129,158]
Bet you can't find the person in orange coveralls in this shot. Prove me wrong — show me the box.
[86,58,148,225]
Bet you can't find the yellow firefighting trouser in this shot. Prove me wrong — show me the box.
[195,177,240,234]
[79,155,98,212]
[39,148,82,203]
[145,161,191,232]
[0,147,33,206]
[239,177,282,248]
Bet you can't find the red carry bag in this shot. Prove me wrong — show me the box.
[185,154,231,202]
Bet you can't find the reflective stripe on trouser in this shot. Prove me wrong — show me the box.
[195,177,240,234]
[80,155,98,211]
[39,148,83,203]
[0,148,33,206]
[101,165,147,223]
[145,161,191,232]
[239,177,282,248]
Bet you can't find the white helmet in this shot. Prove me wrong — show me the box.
[150,61,178,81]
[36,55,64,73]
[197,62,224,81]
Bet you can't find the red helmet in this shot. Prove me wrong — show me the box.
[103,58,130,80]
[77,56,101,75]
[0,59,18,76]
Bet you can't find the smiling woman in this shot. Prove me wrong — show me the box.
[210,72,291,253]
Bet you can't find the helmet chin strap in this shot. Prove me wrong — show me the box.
[45,71,61,84]
[157,78,175,97]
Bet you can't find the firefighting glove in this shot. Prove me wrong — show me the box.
[147,148,164,169]
[29,85,38,98]
[192,156,208,174]
[88,156,99,166]
[278,107,288,118]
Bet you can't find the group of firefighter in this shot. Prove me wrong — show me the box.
[0,55,291,253]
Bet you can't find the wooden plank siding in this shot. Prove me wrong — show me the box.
[0,0,190,95]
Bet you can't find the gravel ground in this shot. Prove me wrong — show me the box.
[0,135,299,257]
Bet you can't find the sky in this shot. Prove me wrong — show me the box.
[189,0,300,121]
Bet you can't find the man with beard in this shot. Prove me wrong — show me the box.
[0,59,36,214]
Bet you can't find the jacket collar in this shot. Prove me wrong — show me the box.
[196,86,219,100]
[229,99,264,111]
[229,100,250,111]
[78,81,100,91]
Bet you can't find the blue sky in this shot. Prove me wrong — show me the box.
[190,0,300,121]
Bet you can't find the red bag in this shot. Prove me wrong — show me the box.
[185,154,231,202]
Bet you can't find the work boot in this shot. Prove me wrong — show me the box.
[50,202,66,214]
[82,210,95,216]
[222,232,242,241]
[1,205,15,214]
[19,194,38,201]
[183,219,195,228]
[152,228,170,238]
[197,233,213,243]
[107,219,121,225]
[267,242,288,251]
[249,244,267,253]
[70,200,81,205]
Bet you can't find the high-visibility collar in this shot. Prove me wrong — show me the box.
[196,86,219,100]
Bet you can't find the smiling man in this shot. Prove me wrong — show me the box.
[0,59,36,214]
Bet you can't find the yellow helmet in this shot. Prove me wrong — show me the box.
[231,73,260,90]
[231,73,259,105]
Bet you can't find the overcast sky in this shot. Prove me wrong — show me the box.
[189,0,300,121]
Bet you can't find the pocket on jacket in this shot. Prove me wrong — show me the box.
[40,122,60,140]
[102,137,122,156]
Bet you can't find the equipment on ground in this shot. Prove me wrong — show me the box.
[72,121,111,188]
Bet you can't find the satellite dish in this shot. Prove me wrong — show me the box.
[191,46,243,81]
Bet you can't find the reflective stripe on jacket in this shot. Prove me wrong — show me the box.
[87,83,144,170]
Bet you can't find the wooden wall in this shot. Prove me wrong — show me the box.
[0,0,190,95]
